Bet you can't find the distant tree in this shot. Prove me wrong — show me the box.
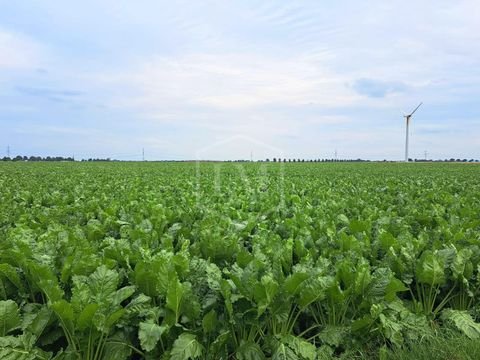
[273,158,277,162]
[265,158,270,162]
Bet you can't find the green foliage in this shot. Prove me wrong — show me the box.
[441,309,480,339]
[1,161,480,358]
[236,340,265,360]
[170,333,204,360]
[0,300,21,336]
[138,322,166,352]
[386,330,480,360]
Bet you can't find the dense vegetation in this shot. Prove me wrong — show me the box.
[0,162,479,359]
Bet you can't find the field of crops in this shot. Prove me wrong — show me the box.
[1,162,480,359]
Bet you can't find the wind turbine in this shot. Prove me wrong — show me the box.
[404,102,422,162]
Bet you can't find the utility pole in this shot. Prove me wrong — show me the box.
[424,150,428,161]
[334,149,337,161]
[7,145,10,158]
[142,148,145,161]
[250,151,253,162]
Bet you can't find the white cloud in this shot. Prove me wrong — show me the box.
[0,29,45,69]
[101,53,364,114]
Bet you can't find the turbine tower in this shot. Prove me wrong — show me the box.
[404,102,422,162]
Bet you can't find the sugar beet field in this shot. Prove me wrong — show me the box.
[1,162,480,360]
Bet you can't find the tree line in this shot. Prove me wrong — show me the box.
[1,156,115,162]
[264,158,369,162]
[2,156,75,162]
[2,156,478,163]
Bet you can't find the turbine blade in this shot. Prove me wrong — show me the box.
[409,102,423,116]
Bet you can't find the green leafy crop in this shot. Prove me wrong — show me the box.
[0,161,479,359]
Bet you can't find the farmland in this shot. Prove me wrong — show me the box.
[1,162,480,359]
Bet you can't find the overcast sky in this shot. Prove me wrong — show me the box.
[0,1,479,160]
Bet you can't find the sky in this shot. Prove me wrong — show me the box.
[0,0,479,161]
